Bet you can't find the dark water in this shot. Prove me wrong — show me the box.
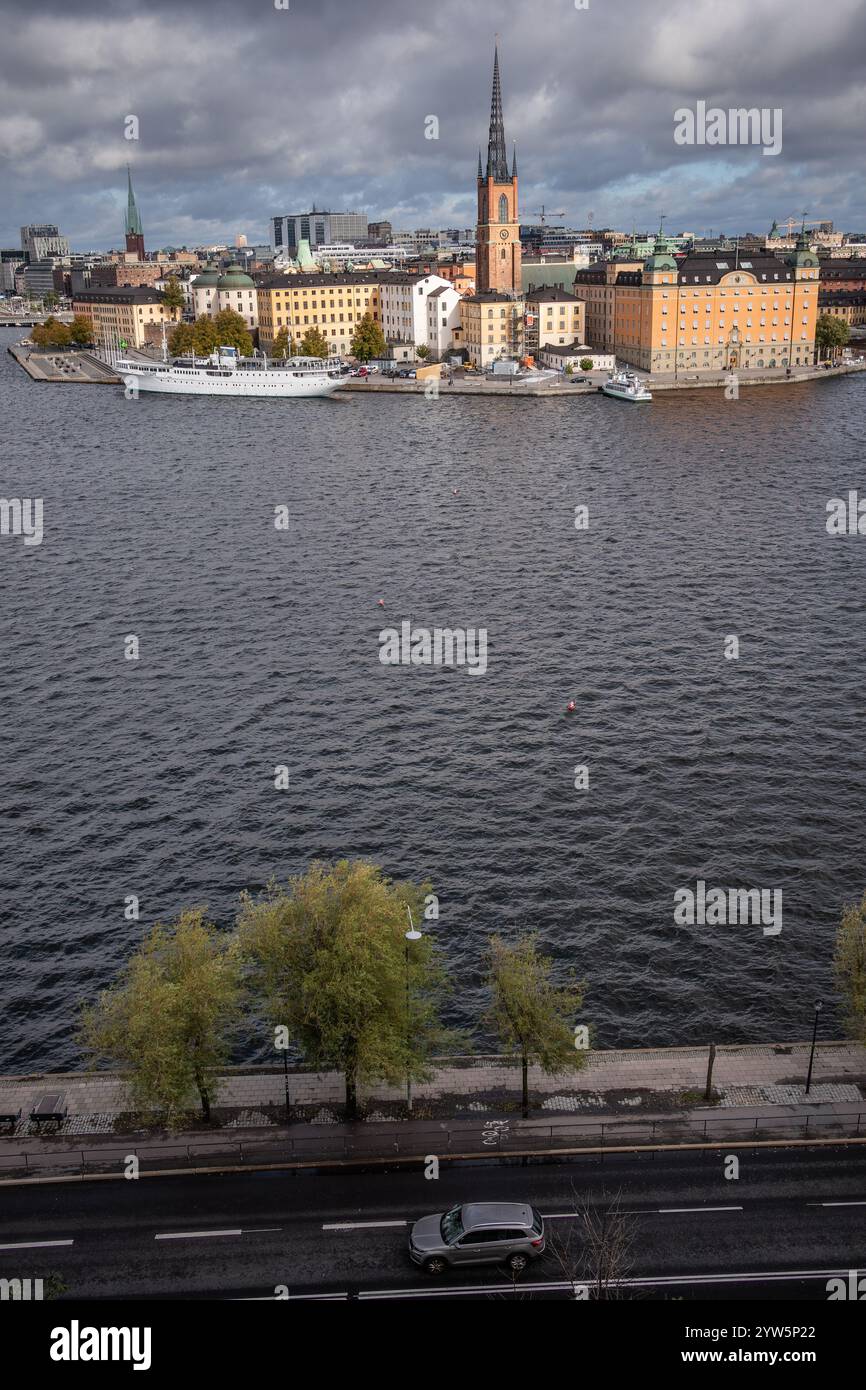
[2,326,865,1071]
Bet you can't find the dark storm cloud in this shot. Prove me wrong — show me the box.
[1,0,864,248]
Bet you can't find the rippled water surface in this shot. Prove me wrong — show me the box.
[2,327,865,1070]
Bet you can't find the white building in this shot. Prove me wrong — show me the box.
[378,272,461,360]
[538,342,614,372]
[190,267,258,329]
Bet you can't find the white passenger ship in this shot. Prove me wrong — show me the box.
[600,369,653,402]
[116,343,343,398]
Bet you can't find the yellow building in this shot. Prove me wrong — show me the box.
[71,286,176,349]
[256,271,380,354]
[460,290,524,367]
[818,291,866,328]
[573,238,820,373]
[524,285,585,355]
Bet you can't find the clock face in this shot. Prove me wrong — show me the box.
[499,229,509,240]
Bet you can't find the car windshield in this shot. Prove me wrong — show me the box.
[440,1206,464,1244]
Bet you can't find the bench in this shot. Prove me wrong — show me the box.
[29,1094,67,1125]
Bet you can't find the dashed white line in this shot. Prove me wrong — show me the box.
[657,1205,743,1214]
[322,1220,409,1231]
[155,1229,242,1241]
[808,1200,866,1207]
[0,1239,74,1251]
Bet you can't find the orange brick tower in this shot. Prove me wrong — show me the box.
[475,45,521,294]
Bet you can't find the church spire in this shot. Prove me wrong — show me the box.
[511,141,518,177]
[125,165,143,237]
[485,44,509,181]
[478,148,483,179]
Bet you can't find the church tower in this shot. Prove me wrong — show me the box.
[475,45,521,293]
[124,166,145,259]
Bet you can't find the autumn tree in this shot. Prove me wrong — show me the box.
[815,313,850,362]
[350,311,386,362]
[834,892,866,1045]
[161,276,185,314]
[486,934,587,1117]
[169,322,196,355]
[191,315,221,355]
[78,908,243,1125]
[68,314,94,347]
[31,316,71,348]
[299,326,329,358]
[211,308,253,356]
[270,327,298,360]
[237,860,452,1119]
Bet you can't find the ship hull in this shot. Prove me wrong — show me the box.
[118,363,341,398]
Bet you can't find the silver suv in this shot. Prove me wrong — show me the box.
[409,1201,545,1276]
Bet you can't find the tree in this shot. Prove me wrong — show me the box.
[415,344,430,360]
[78,908,243,1125]
[169,322,196,355]
[299,326,329,359]
[211,308,253,356]
[815,314,849,362]
[351,311,386,362]
[565,363,574,376]
[486,934,586,1117]
[580,358,594,372]
[68,314,94,347]
[834,892,866,1045]
[43,291,59,309]
[161,276,185,314]
[237,860,453,1120]
[271,328,298,360]
[546,1185,637,1300]
[31,316,71,349]
[191,315,221,355]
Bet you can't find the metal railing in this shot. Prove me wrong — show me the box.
[1,1106,864,1179]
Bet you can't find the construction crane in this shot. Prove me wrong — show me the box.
[781,213,826,236]
[528,204,565,226]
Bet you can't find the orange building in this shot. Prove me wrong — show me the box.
[573,236,820,373]
[475,46,521,295]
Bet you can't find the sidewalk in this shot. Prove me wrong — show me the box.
[1,1041,863,1135]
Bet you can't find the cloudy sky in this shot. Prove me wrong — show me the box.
[1,0,865,250]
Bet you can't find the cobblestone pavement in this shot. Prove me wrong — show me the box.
[1,1042,863,1134]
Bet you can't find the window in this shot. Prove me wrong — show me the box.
[499,194,509,223]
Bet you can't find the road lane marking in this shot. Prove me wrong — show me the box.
[0,1239,74,1251]
[808,1200,866,1207]
[322,1220,409,1231]
[155,1229,243,1240]
[657,1205,743,1214]
[359,1266,857,1299]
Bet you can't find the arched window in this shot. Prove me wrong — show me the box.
[499,194,509,223]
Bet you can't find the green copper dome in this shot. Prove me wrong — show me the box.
[216,267,254,289]
[193,269,220,287]
[644,252,677,271]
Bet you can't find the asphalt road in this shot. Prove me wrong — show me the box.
[1,1145,865,1301]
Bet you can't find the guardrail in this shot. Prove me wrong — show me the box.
[1,1106,864,1179]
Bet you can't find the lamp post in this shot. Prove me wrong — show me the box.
[405,908,422,1114]
[282,1046,290,1125]
[804,1000,823,1095]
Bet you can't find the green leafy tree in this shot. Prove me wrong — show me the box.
[43,291,59,309]
[212,308,253,356]
[350,311,386,362]
[815,313,850,361]
[580,358,594,372]
[486,934,587,1118]
[191,315,221,355]
[169,322,196,355]
[161,276,185,314]
[78,908,243,1125]
[415,344,430,360]
[237,860,453,1119]
[299,326,329,358]
[271,327,298,360]
[834,892,866,1045]
[68,314,94,347]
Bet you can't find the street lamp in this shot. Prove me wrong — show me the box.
[405,908,422,1114]
[804,1000,823,1095]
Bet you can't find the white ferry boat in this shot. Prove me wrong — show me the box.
[116,343,342,398]
[600,369,653,402]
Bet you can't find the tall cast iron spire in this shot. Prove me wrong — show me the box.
[125,165,143,237]
[485,45,509,181]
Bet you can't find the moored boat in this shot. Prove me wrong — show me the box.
[600,369,652,402]
[116,344,342,398]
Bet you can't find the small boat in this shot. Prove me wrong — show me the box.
[600,369,652,402]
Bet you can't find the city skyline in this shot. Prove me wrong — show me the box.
[1,0,865,249]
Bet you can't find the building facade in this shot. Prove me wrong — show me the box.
[271,210,368,255]
[572,239,820,373]
[818,290,866,327]
[475,46,521,295]
[20,224,69,261]
[460,289,525,368]
[378,272,462,359]
[72,286,176,349]
[256,271,381,354]
[524,285,585,354]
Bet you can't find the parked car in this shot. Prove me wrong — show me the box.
[408,1201,545,1276]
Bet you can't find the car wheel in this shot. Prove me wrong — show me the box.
[506,1253,529,1274]
[422,1256,447,1276]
